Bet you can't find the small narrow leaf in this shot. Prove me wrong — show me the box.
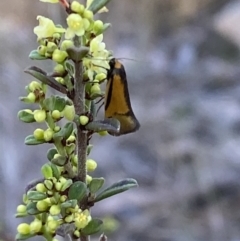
[29,50,48,60]
[15,233,35,240]
[85,119,120,134]
[61,179,73,192]
[24,66,67,94]
[50,163,60,179]
[51,155,67,166]
[60,199,77,209]
[95,178,138,202]
[47,148,58,161]
[89,178,105,193]
[88,0,111,14]
[53,122,73,140]
[25,135,45,145]
[26,202,42,215]
[27,191,47,201]
[81,218,103,235]
[18,110,35,123]
[68,181,87,201]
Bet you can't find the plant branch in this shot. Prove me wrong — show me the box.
[72,36,89,241]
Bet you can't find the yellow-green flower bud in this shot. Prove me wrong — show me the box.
[17,223,30,235]
[29,81,42,92]
[55,77,65,85]
[30,219,42,233]
[36,183,47,193]
[72,154,78,166]
[16,205,27,213]
[53,33,61,40]
[93,20,104,35]
[59,176,67,184]
[90,83,101,95]
[52,49,68,63]
[44,129,54,142]
[73,166,77,173]
[47,220,59,232]
[83,9,93,20]
[37,45,47,56]
[54,182,62,191]
[34,110,46,123]
[98,130,108,136]
[54,64,65,75]
[54,126,61,132]
[51,110,61,120]
[49,204,61,216]
[66,135,76,143]
[33,128,44,140]
[47,190,53,196]
[36,200,49,211]
[60,195,67,203]
[62,105,75,121]
[95,73,106,83]
[71,1,85,13]
[74,230,80,238]
[60,40,74,51]
[27,92,36,103]
[65,214,74,223]
[47,42,58,54]
[79,115,89,126]
[86,175,92,184]
[86,159,97,172]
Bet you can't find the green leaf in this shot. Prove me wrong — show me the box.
[51,155,67,166]
[85,118,120,134]
[46,112,55,130]
[18,110,35,123]
[41,163,53,179]
[27,191,47,201]
[89,178,105,193]
[53,122,74,141]
[26,202,42,215]
[87,144,94,155]
[66,46,89,62]
[47,148,58,161]
[95,178,138,202]
[15,233,35,240]
[81,218,103,235]
[68,181,87,201]
[15,213,28,218]
[60,199,77,209]
[88,0,112,14]
[43,96,66,111]
[29,50,48,60]
[61,179,73,192]
[24,66,67,94]
[50,163,60,179]
[64,61,74,76]
[25,135,45,145]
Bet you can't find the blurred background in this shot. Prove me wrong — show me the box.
[1,0,240,240]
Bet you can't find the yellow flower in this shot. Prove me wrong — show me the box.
[74,209,92,229]
[84,34,109,80]
[86,0,108,13]
[34,16,65,40]
[40,0,59,2]
[65,14,90,39]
